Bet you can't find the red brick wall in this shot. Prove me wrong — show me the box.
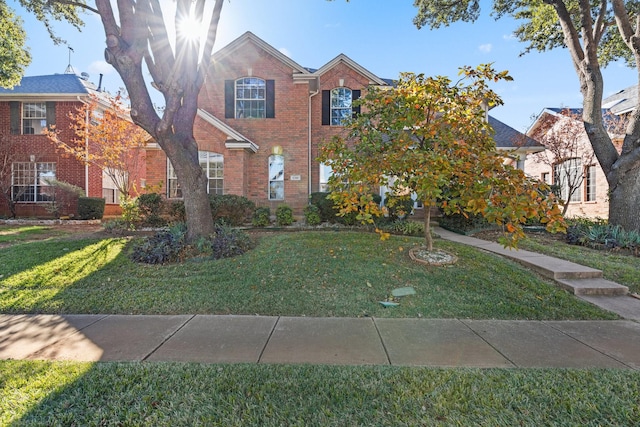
[0,100,105,218]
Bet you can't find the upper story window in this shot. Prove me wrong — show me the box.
[236,78,265,118]
[167,151,224,198]
[331,88,352,126]
[322,88,360,126]
[10,101,56,135]
[225,78,275,119]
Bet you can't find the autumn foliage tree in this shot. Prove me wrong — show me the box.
[318,65,565,250]
[412,0,640,232]
[45,93,149,200]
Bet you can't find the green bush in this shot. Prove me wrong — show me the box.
[384,195,414,220]
[137,193,166,227]
[252,207,271,227]
[120,197,140,227]
[304,204,322,226]
[166,200,186,223]
[211,225,255,259]
[379,219,424,236]
[276,204,294,226]
[209,194,255,226]
[309,192,336,222]
[77,197,105,220]
[131,223,188,264]
[566,217,640,253]
[438,211,491,234]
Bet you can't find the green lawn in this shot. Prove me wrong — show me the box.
[0,230,614,319]
[0,225,68,245]
[2,361,638,426]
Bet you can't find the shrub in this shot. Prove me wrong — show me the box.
[209,194,255,226]
[78,197,105,220]
[120,197,141,227]
[276,204,294,226]
[137,193,166,227]
[379,219,424,236]
[565,217,640,254]
[304,204,322,226]
[309,192,336,222]
[130,223,187,264]
[438,211,491,234]
[166,200,186,223]
[103,218,132,234]
[252,207,271,227]
[211,225,254,259]
[384,195,414,220]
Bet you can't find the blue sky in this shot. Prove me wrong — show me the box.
[15,0,638,132]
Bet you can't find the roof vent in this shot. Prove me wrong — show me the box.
[80,72,90,81]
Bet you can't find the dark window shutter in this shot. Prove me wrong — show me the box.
[352,90,361,118]
[10,101,20,135]
[266,80,275,118]
[321,90,330,125]
[46,102,56,128]
[224,80,235,118]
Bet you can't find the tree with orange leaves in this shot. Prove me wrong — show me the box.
[45,93,149,201]
[318,64,565,251]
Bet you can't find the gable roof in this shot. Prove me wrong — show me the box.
[213,31,310,77]
[602,85,637,115]
[489,115,543,153]
[313,53,388,86]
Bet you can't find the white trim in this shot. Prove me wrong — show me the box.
[313,54,388,86]
[197,109,259,152]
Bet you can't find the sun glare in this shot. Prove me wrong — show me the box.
[177,13,206,43]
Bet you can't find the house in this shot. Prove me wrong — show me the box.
[0,73,145,218]
[0,32,541,219]
[145,31,543,216]
[525,105,626,219]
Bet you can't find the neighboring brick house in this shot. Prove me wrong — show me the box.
[525,106,625,219]
[146,31,543,216]
[0,73,144,218]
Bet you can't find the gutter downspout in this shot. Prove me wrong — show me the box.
[308,78,320,199]
[77,96,90,195]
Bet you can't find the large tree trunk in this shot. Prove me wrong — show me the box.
[608,170,640,230]
[158,133,214,241]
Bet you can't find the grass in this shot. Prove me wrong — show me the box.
[2,360,639,426]
[0,230,615,319]
[515,231,640,294]
[0,225,68,245]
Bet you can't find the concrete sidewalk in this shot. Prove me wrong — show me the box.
[2,314,640,368]
[2,226,639,369]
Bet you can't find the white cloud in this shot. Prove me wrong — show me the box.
[479,43,493,53]
[88,60,115,76]
[279,47,292,58]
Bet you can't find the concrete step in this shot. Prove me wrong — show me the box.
[555,278,629,296]
[510,255,603,280]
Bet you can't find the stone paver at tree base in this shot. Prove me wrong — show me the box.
[1,227,639,368]
[1,314,640,369]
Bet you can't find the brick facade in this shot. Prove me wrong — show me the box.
[144,32,390,215]
[0,75,144,218]
[526,111,611,219]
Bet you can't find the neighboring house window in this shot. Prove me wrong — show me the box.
[9,101,56,135]
[225,78,275,119]
[167,151,224,198]
[541,172,550,184]
[269,154,284,200]
[553,158,582,203]
[322,88,361,125]
[585,164,597,202]
[11,162,56,202]
[102,169,123,204]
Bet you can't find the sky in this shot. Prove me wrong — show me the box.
[13,0,639,132]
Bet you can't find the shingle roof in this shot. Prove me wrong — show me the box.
[0,74,91,95]
[489,116,541,149]
[602,85,637,115]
